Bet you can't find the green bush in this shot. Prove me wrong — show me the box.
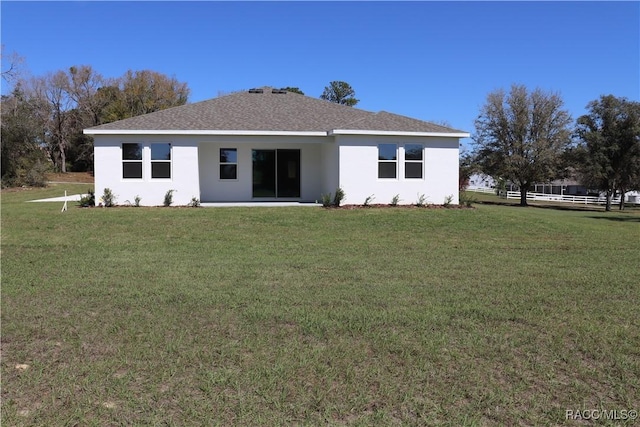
[78,189,95,207]
[332,187,346,207]
[415,193,428,207]
[101,188,116,207]
[164,189,175,207]
[390,194,401,206]
[363,194,375,207]
[321,192,333,207]
[459,192,477,207]
[321,187,346,207]
[443,194,454,207]
[188,197,200,207]
[25,161,48,187]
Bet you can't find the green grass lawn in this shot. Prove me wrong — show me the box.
[2,185,639,426]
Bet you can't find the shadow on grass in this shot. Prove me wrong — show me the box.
[477,200,606,213]
[586,216,640,222]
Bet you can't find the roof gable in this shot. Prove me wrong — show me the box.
[85,87,468,137]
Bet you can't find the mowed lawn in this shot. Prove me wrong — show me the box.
[2,186,639,426]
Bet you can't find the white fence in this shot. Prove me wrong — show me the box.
[503,191,635,206]
[466,188,640,206]
[465,187,496,194]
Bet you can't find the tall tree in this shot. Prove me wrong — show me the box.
[574,95,640,211]
[1,85,48,186]
[31,71,75,173]
[320,81,359,107]
[472,84,572,206]
[459,149,479,191]
[120,70,189,116]
[67,65,107,127]
[0,60,192,182]
[1,45,25,84]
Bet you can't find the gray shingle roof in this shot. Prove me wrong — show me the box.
[85,87,468,135]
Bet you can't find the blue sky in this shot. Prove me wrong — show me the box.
[2,1,638,147]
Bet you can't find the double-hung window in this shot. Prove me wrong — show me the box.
[404,144,423,179]
[378,144,397,179]
[220,148,237,180]
[122,143,143,179]
[151,143,171,179]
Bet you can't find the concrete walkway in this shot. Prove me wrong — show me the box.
[29,194,87,203]
[28,195,321,207]
[200,202,322,207]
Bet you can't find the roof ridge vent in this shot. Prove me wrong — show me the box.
[248,88,264,94]
[272,89,287,94]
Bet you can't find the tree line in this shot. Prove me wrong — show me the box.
[0,49,359,187]
[465,84,640,211]
[1,60,190,186]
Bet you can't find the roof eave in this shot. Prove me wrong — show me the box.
[83,129,329,137]
[329,130,470,138]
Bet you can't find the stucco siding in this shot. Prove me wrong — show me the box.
[198,137,324,202]
[93,136,199,206]
[93,133,460,206]
[336,135,460,205]
[320,141,339,197]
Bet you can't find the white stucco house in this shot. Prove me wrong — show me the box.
[84,87,469,206]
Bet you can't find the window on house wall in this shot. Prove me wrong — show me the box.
[404,144,423,179]
[378,144,397,179]
[151,143,171,179]
[122,143,143,179]
[220,148,237,180]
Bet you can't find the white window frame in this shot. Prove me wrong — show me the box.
[219,148,238,180]
[122,142,143,180]
[150,143,172,180]
[378,143,398,179]
[404,144,424,180]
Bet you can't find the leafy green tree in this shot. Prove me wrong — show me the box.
[472,84,573,206]
[280,87,304,95]
[1,86,49,186]
[458,149,479,190]
[320,81,359,107]
[574,95,640,210]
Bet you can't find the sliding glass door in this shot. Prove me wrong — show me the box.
[252,149,300,198]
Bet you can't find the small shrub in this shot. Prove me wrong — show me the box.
[78,189,95,207]
[443,194,454,207]
[134,195,141,207]
[163,189,176,207]
[25,161,48,187]
[321,192,333,207]
[415,193,428,207]
[390,194,401,206]
[332,187,346,207]
[102,188,116,207]
[188,197,200,207]
[363,194,375,207]
[459,192,477,207]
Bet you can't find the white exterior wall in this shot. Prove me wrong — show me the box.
[93,135,199,206]
[93,133,460,206]
[320,140,339,197]
[336,135,460,205]
[93,134,329,205]
[197,136,325,202]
